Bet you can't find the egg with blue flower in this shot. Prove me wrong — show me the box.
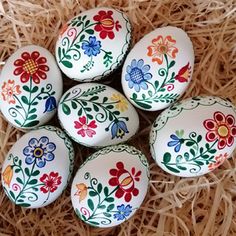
[1,126,74,208]
[55,7,132,82]
[122,26,194,111]
[57,83,139,148]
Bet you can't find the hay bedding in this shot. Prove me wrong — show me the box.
[0,0,236,235]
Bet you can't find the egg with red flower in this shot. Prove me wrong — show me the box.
[71,144,149,227]
[0,45,63,129]
[55,7,131,82]
[150,96,236,177]
[1,126,74,208]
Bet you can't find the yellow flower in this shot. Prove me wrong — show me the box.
[74,183,87,202]
[110,94,128,112]
[2,165,13,187]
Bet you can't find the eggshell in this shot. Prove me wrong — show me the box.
[58,83,139,147]
[0,45,63,129]
[55,7,131,82]
[150,96,236,177]
[71,144,149,227]
[1,126,74,208]
[122,26,194,111]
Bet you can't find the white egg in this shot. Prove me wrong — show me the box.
[55,7,131,82]
[57,83,139,147]
[1,126,74,208]
[122,26,194,111]
[0,45,63,129]
[71,144,149,227]
[150,96,236,177]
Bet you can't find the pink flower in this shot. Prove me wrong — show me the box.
[40,172,62,193]
[74,116,97,138]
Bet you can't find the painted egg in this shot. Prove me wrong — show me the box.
[55,7,131,82]
[71,144,149,227]
[150,96,236,177]
[58,83,139,147]
[121,26,194,111]
[0,45,62,129]
[1,126,74,208]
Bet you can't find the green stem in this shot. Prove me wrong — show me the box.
[13,95,27,120]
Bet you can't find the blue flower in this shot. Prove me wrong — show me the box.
[23,136,56,168]
[113,204,132,221]
[81,36,101,57]
[125,59,152,92]
[167,134,184,152]
[44,96,57,113]
[111,120,129,139]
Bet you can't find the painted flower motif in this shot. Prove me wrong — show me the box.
[208,153,228,171]
[13,51,49,84]
[109,162,141,202]
[93,10,121,39]
[82,36,101,57]
[59,23,68,36]
[74,116,97,138]
[125,59,152,92]
[111,120,129,139]
[147,35,178,64]
[74,183,88,202]
[1,80,21,104]
[40,172,62,193]
[203,111,236,149]
[23,136,56,168]
[167,134,184,152]
[113,204,132,221]
[175,62,191,83]
[44,96,57,113]
[2,165,13,187]
[110,94,128,112]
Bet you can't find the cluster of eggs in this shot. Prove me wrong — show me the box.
[1,7,236,228]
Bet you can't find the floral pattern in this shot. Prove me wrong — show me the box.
[2,165,13,187]
[13,51,49,84]
[40,172,62,193]
[23,137,56,168]
[125,59,152,92]
[44,96,57,113]
[208,153,228,171]
[147,35,178,65]
[167,130,184,152]
[81,36,101,57]
[110,93,128,112]
[1,80,21,104]
[111,120,129,139]
[113,204,132,221]
[93,10,121,39]
[203,111,236,149]
[74,183,88,202]
[175,63,191,83]
[74,116,97,138]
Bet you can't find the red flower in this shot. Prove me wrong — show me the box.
[74,116,97,138]
[108,162,141,202]
[13,51,49,84]
[208,153,228,171]
[1,80,21,104]
[175,62,191,83]
[93,10,121,39]
[203,111,236,149]
[40,172,62,193]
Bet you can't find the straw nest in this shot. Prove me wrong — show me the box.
[0,0,236,235]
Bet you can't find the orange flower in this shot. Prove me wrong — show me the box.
[1,80,21,104]
[2,165,13,187]
[74,183,87,202]
[175,63,191,83]
[60,23,68,37]
[208,153,228,171]
[147,35,178,64]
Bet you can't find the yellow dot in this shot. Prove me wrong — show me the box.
[218,125,229,137]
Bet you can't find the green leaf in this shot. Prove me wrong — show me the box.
[165,165,180,173]
[113,110,120,116]
[84,107,92,112]
[103,97,108,103]
[32,101,39,105]
[19,160,22,166]
[90,96,99,101]
[29,108,37,114]
[25,168,30,176]
[108,112,113,121]
[89,221,99,226]
[28,179,37,185]
[17,199,24,203]
[197,135,202,143]
[85,20,90,27]
[154,81,159,88]
[87,114,93,120]
[65,54,72,60]
[89,191,97,197]
[62,103,71,115]
[80,34,85,42]
[186,141,195,146]
[132,93,137,100]
[168,60,175,69]
[23,85,30,92]
[31,86,38,93]
[106,105,113,110]
[97,183,102,193]
[16,177,23,184]
[21,96,29,105]
[208,149,217,154]
[85,29,94,34]
[18,203,31,208]
[27,114,37,121]
[104,187,109,197]
[103,212,111,217]
[75,44,80,49]
[32,170,40,176]
[195,161,204,166]
[58,47,62,60]
[177,165,187,171]
[93,104,99,112]
[148,90,153,97]
[88,199,94,211]
[15,168,21,173]
[23,120,40,127]
[78,108,83,116]
[135,101,152,109]
[107,204,115,212]
[190,149,195,157]
[82,15,86,21]
[14,119,22,126]
[163,152,171,163]
[81,215,86,221]
[61,60,73,68]
[9,190,15,200]
[71,101,77,109]
[202,154,209,159]
[98,205,106,209]
[105,197,114,203]
[199,147,204,154]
